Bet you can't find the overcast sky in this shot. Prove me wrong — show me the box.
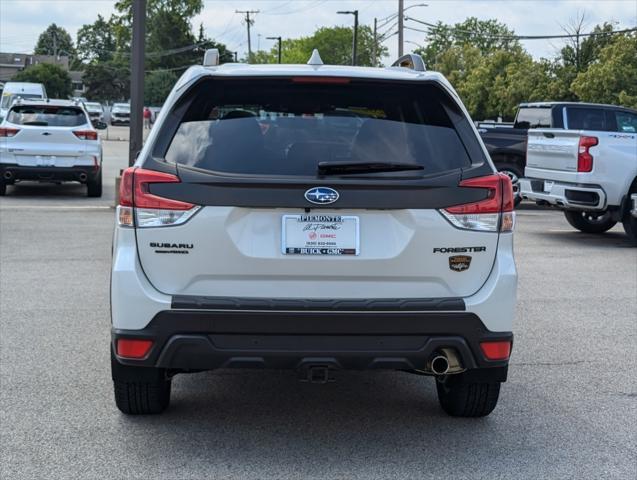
[1,0,636,64]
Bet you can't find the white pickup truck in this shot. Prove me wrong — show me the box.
[519,104,637,244]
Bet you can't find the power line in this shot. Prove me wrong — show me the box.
[405,16,637,40]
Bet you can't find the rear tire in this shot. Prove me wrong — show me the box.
[623,188,637,246]
[111,350,171,415]
[0,180,6,196]
[564,210,617,233]
[87,171,102,197]
[436,378,501,417]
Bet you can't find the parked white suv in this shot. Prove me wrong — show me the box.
[110,51,517,417]
[0,99,106,196]
[520,103,637,243]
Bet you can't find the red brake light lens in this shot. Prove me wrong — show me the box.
[480,341,512,361]
[0,127,20,137]
[291,76,351,84]
[116,338,153,359]
[446,173,513,214]
[119,167,193,210]
[577,136,597,173]
[73,130,98,140]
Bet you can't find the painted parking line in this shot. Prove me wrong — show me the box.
[0,205,112,210]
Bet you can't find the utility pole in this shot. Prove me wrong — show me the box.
[337,10,359,66]
[236,10,259,63]
[267,36,282,63]
[372,18,378,67]
[398,0,404,57]
[129,0,146,166]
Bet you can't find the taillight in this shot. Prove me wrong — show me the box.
[441,173,515,232]
[73,130,98,140]
[577,136,598,172]
[0,127,20,137]
[117,167,200,228]
[116,338,153,359]
[480,340,512,361]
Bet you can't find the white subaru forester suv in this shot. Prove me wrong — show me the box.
[111,51,517,417]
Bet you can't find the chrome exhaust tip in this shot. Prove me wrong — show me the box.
[3,171,12,180]
[429,354,450,375]
[78,173,88,182]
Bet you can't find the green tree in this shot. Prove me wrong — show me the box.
[252,25,387,66]
[83,61,130,102]
[416,18,519,68]
[76,14,117,64]
[572,33,637,108]
[12,63,72,98]
[145,70,178,105]
[34,23,75,57]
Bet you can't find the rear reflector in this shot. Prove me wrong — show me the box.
[116,338,153,359]
[73,130,98,140]
[118,167,200,228]
[577,136,597,172]
[0,127,20,137]
[480,341,512,361]
[441,173,515,232]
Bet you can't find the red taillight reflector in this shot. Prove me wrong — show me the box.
[116,338,153,359]
[119,167,135,206]
[577,136,597,172]
[480,341,512,361]
[0,127,20,137]
[291,76,351,84]
[446,173,512,214]
[119,167,194,210]
[73,130,98,140]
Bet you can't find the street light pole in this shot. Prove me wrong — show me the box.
[337,10,359,66]
[129,0,145,166]
[267,36,282,64]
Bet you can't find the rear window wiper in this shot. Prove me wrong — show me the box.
[318,161,424,175]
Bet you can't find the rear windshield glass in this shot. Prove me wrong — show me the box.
[162,79,480,177]
[7,105,87,127]
[112,104,130,112]
[84,102,102,112]
[567,108,606,131]
[515,107,552,128]
[1,93,43,109]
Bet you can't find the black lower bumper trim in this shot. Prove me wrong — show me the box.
[171,295,465,311]
[112,309,511,379]
[1,165,99,182]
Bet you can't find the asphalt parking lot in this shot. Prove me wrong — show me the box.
[1,137,635,479]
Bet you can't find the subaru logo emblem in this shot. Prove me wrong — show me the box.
[304,187,339,205]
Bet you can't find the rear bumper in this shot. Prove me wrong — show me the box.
[632,194,637,218]
[519,177,606,210]
[112,305,511,380]
[0,164,100,182]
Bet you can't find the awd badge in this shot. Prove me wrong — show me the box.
[449,255,472,272]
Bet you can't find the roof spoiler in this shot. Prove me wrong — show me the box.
[391,53,426,72]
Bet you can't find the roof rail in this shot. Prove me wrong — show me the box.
[391,53,426,72]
